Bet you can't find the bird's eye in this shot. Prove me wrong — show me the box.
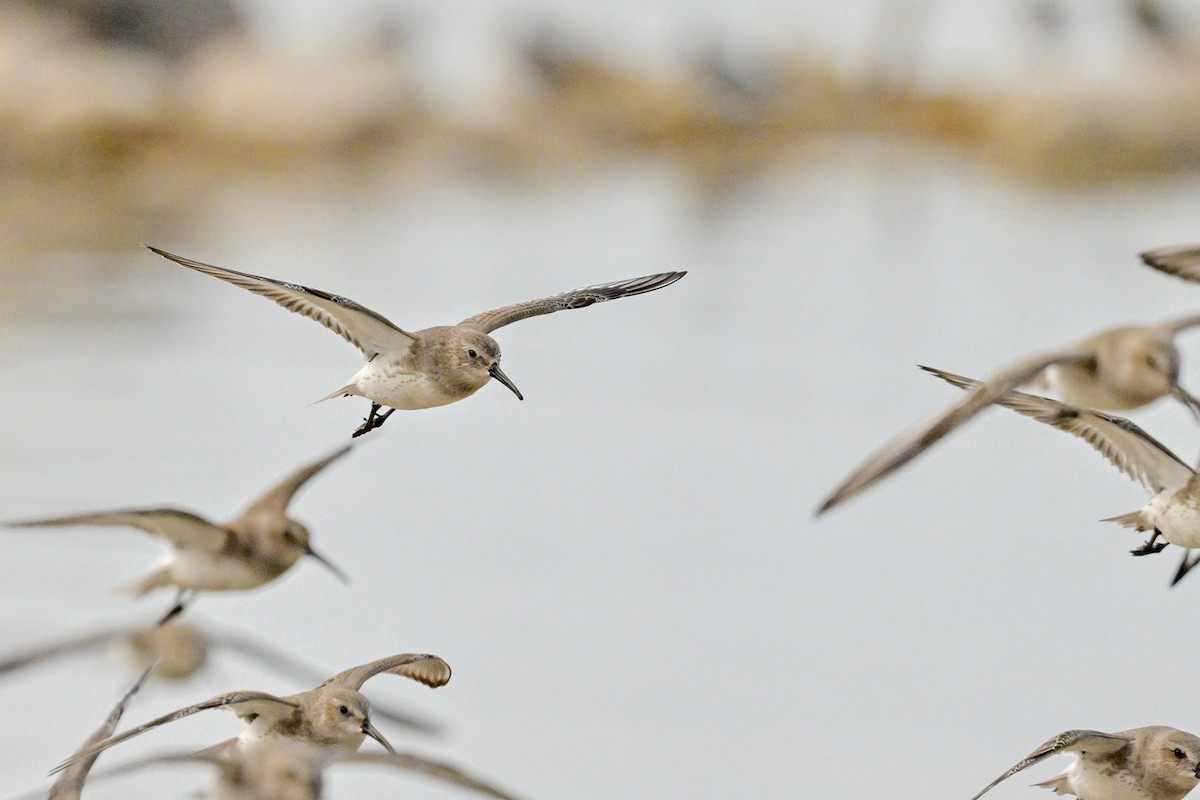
[1175,748,1186,759]
[339,705,350,716]
[468,349,478,358]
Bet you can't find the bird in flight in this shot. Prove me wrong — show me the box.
[147,246,686,437]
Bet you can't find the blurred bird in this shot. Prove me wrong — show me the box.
[1142,245,1200,283]
[925,366,1200,584]
[816,316,1200,515]
[7,446,353,624]
[66,739,526,800]
[53,652,451,772]
[48,665,152,800]
[147,246,687,437]
[968,726,1200,800]
[0,620,440,734]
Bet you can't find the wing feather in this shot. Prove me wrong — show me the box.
[147,246,415,358]
[322,653,452,691]
[232,446,352,531]
[7,509,225,551]
[924,366,1195,493]
[459,271,686,334]
[816,349,1093,514]
[968,730,1129,800]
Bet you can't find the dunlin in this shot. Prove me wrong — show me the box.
[53,652,451,772]
[816,318,1200,515]
[968,726,1200,800]
[8,446,352,623]
[925,366,1200,583]
[146,246,686,437]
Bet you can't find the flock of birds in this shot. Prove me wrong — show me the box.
[2,247,687,799]
[818,244,1200,799]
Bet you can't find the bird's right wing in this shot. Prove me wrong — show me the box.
[968,730,1129,800]
[924,367,1195,494]
[147,246,416,359]
[815,348,1094,514]
[51,691,298,774]
[7,508,226,551]
[340,751,527,800]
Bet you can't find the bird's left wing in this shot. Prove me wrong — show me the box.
[232,445,353,530]
[968,730,1129,800]
[458,271,686,334]
[321,653,452,691]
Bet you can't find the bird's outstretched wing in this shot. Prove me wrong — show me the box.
[148,246,416,359]
[458,271,686,334]
[321,653,452,691]
[924,366,1195,494]
[968,730,1129,800]
[232,445,352,531]
[1141,245,1200,284]
[8,508,226,551]
[51,691,298,774]
[815,348,1093,514]
[0,626,133,676]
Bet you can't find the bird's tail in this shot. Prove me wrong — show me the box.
[118,569,172,598]
[310,383,359,406]
[1032,774,1073,796]
[1101,510,1151,531]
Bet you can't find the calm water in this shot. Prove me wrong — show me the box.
[2,141,1200,799]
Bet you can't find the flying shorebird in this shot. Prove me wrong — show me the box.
[967,726,1200,800]
[816,315,1200,515]
[7,446,353,624]
[924,365,1200,584]
[0,620,440,734]
[53,652,452,773]
[146,246,687,438]
[49,665,152,800]
[61,740,526,800]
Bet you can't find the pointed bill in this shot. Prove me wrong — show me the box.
[362,719,396,754]
[306,545,350,584]
[488,363,523,400]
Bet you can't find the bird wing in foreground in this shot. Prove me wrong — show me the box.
[49,665,153,799]
[147,246,416,359]
[458,271,687,334]
[52,691,299,774]
[321,653,452,691]
[923,366,1195,494]
[816,348,1094,514]
[968,730,1129,800]
[232,445,353,530]
[8,509,226,551]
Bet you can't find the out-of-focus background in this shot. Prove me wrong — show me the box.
[4,0,1200,798]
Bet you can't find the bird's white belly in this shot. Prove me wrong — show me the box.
[1147,492,1200,548]
[351,361,460,410]
[169,551,267,591]
[1068,761,1153,800]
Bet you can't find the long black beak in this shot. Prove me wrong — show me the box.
[489,363,523,401]
[363,719,396,754]
[1171,383,1200,422]
[306,545,350,585]
[1193,761,1200,779]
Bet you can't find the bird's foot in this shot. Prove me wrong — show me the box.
[351,404,395,438]
[1131,540,1168,557]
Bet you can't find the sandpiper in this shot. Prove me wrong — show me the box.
[7,446,353,624]
[816,317,1200,515]
[146,246,686,437]
[968,726,1200,800]
[53,652,451,772]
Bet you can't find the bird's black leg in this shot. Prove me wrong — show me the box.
[1131,529,1168,556]
[1172,550,1200,586]
[157,589,194,626]
[352,403,396,438]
